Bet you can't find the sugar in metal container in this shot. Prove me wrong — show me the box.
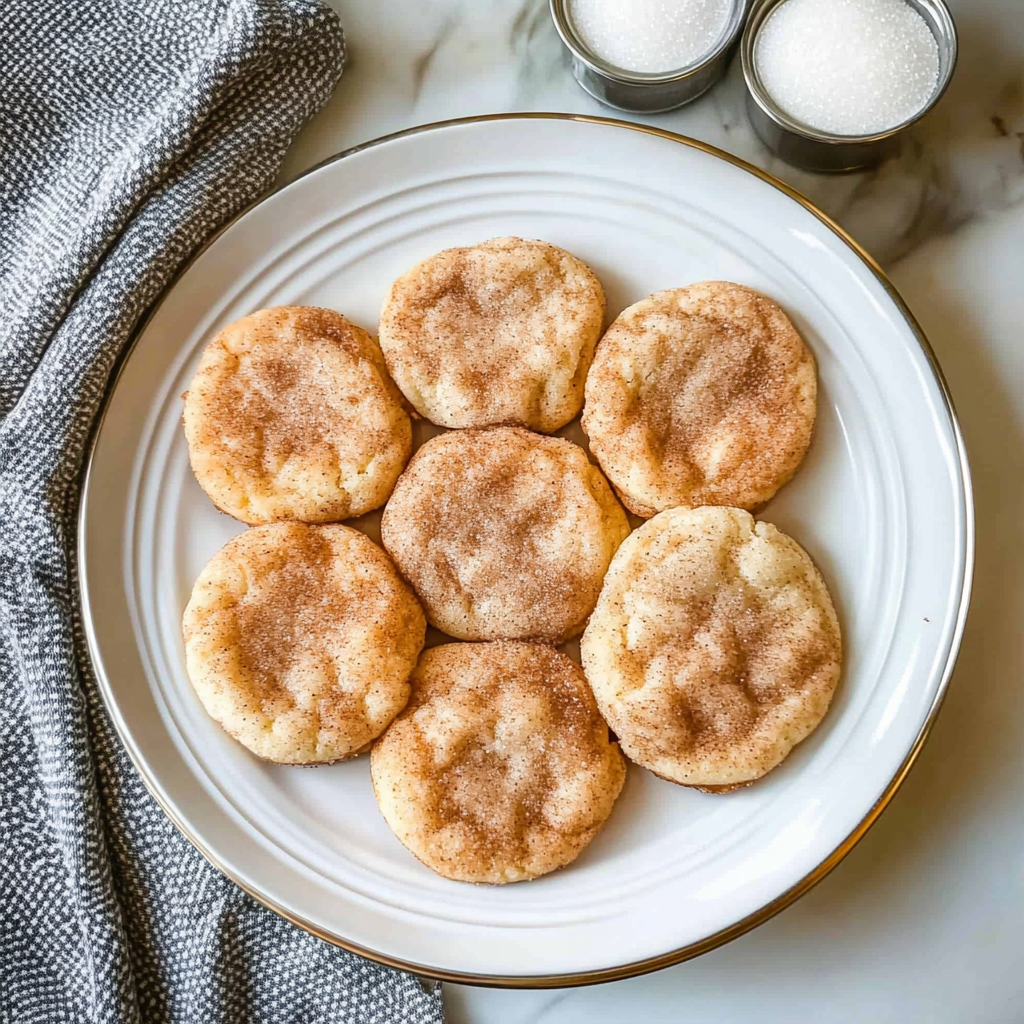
[741,0,958,173]
[550,0,750,114]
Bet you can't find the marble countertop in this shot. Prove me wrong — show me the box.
[281,2,1024,1020]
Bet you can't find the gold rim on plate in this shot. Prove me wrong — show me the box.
[78,113,975,989]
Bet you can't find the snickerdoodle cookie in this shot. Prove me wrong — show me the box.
[380,427,630,643]
[183,306,411,524]
[581,506,841,790]
[582,282,816,516]
[378,237,606,432]
[371,642,626,883]
[182,522,425,764]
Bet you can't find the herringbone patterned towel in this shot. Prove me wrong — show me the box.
[0,3,445,1021]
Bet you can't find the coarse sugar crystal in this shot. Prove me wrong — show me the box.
[568,0,733,74]
[754,0,940,136]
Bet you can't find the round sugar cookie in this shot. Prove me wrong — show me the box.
[378,237,606,432]
[380,426,631,643]
[183,306,411,524]
[582,282,816,516]
[182,522,426,764]
[370,642,626,884]
[581,506,841,790]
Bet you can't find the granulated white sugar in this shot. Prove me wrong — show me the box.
[568,0,733,74]
[754,0,940,136]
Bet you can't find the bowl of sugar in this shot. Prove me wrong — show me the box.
[550,0,750,113]
[742,0,957,172]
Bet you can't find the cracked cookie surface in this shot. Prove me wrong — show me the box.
[182,522,425,764]
[378,237,606,432]
[581,506,841,788]
[183,305,411,524]
[371,642,626,883]
[583,282,816,516]
[380,426,630,643]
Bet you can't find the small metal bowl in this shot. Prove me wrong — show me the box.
[550,0,750,114]
[741,0,957,173]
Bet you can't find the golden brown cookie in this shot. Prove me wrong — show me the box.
[582,282,816,516]
[183,306,411,524]
[371,642,626,884]
[380,427,631,643]
[182,522,426,764]
[378,237,606,432]
[581,506,841,789]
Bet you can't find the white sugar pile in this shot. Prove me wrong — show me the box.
[754,0,940,136]
[568,0,733,74]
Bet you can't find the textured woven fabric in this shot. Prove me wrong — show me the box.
[0,3,445,1021]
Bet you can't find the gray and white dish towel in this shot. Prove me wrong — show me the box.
[0,2,446,1021]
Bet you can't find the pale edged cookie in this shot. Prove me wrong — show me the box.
[380,426,631,644]
[378,237,606,432]
[183,306,411,524]
[182,522,426,764]
[581,506,841,790]
[582,282,816,517]
[370,642,626,884]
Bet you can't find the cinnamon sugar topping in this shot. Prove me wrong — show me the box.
[183,306,411,524]
[182,522,426,764]
[581,506,841,788]
[380,426,630,643]
[582,282,816,516]
[370,642,626,883]
[378,237,606,432]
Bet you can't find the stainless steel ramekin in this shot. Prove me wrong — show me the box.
[550,0,750,114]
[741,0,957,173]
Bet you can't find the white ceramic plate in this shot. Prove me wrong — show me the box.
[80,115,972,986]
